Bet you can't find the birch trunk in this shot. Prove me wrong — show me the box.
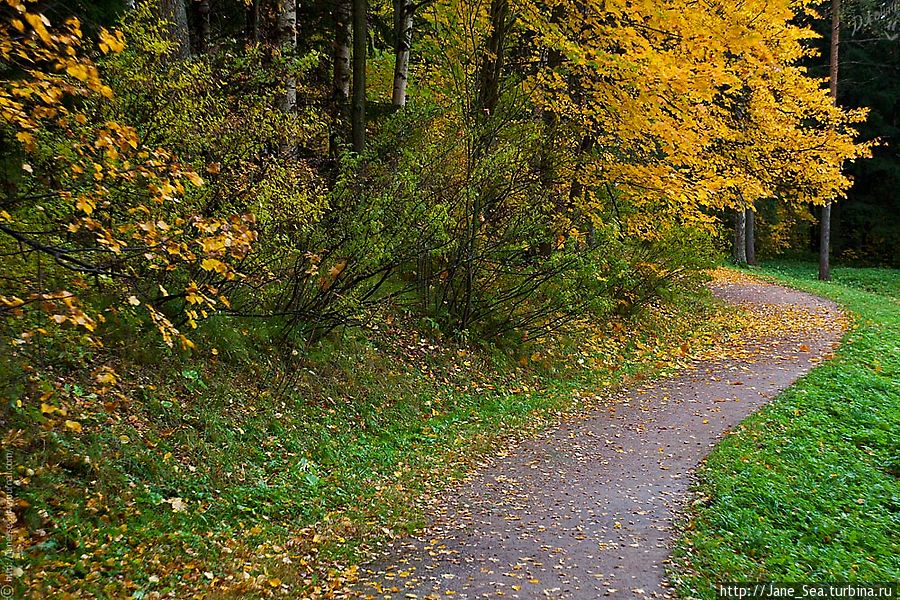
[351,0,367,152]
[330,0,352,153]
[745,206,756,266]
[158,0,191,60]
[277,0,297,114]
[391,0,413,107]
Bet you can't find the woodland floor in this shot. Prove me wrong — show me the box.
[353,277,845,599]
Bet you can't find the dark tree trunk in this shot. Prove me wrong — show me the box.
[733,208,747,265]
[538,11,563,193]
[460,0,510,330]
[745,206,756,265]
[351,0,367,152]
[820,0,840,281]
[246,0,261,43]
[193,0,210,53]
[476,0,509,117]
[568,136,594,205]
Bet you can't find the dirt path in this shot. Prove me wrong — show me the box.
[356,279,844,599]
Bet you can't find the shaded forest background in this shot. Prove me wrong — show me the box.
[819,2,900,266]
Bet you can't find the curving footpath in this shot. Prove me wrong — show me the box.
[356,279,845,599]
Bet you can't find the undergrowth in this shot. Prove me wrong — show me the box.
[2,277,752,599]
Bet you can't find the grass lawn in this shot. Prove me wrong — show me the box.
[671,261,900,597]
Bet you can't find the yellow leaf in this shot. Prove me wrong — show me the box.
[65,62,91,82]
[200,258,228,275]
[95,370,117,385]
[268,578,281,588]
[185,171,203,187]
[24,13,52,45]
[16,131,35,152]
[75,196,95,215]
[64,419,83,433]
[98,28,125,53]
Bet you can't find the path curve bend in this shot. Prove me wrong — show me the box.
[357,279,844,599]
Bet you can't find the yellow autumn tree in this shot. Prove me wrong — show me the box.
[0,0,257,395]
[517,0,869,238]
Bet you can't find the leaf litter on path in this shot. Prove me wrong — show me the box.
[349,271,845,599]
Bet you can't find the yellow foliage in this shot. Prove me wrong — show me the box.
[0,3,257,354]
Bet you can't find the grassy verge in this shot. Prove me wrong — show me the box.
[4,277,751,599]
[671,261,900,597]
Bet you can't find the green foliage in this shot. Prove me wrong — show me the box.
[672,262,900,596]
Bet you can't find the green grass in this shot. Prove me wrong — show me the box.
[5,284,737,598]
[671,261,900,597]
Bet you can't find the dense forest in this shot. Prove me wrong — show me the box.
[0,0,897,597]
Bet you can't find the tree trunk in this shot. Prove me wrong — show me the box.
[538,11,563,193]
[745,206,756,266]
[819,203,832,278]
[820,0,840,281]
[568,136,594,205]
[476,0,509,116]
[351,0,367,152]
[459,0,509,330]
[277,0,297,114]
[246,0,262,43]
[158,0,191,60]
[391,0,414,107]
[331,0,352,154]
[733,208,747,265]
[194,0,211,53]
